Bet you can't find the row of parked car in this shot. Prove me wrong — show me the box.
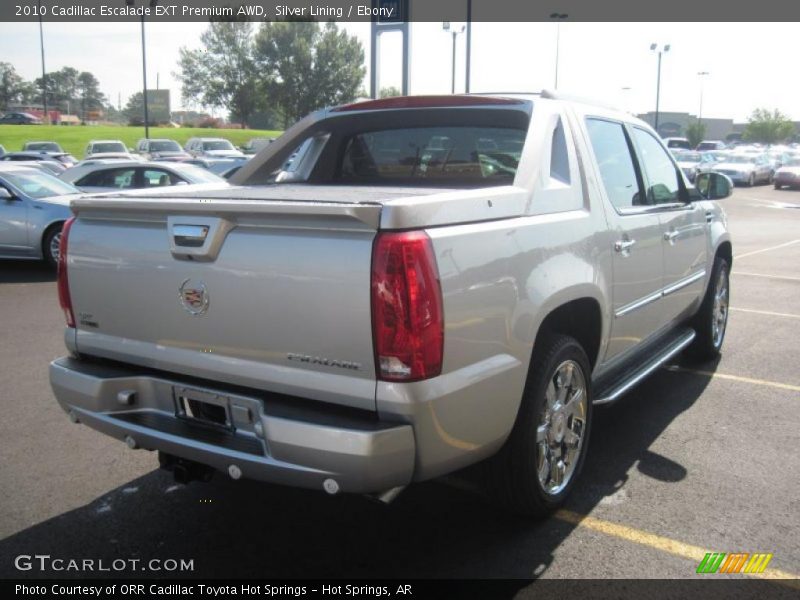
[668,142,800,189]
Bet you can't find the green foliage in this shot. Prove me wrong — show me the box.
[685,121,706,149]
[743,108,796,144]
[380,86,401,98]
[0,62,36,109]
[0,124,282,157]
[177,20,258,128]
[253,21,366,126]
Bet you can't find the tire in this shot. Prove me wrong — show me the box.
[42,224,63,268]
[488,334,593,517]
[686,256,730,362]
[774,183,782,190]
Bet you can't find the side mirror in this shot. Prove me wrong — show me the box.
[695,172,733,200]
[0,188,15,200]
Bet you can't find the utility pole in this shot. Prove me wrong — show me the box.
[650,43,670,133]
[443,22,465,94]
[37,0,48,124]
[465,0,472,93]
[697,71,710,122]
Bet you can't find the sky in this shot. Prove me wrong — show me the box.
[1,21,797,122]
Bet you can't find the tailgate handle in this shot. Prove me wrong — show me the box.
[173,225,209,247]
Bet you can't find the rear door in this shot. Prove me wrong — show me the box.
[583,117,666,361]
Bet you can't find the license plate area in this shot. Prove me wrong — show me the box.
[174,386,233,431]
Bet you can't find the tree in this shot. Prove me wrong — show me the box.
[743,109,796,144]
[254,21,365,126]
[123,91,145,125]
[77,71,106,120]
[0,62,28,109]
[685,121,706,149]
[177,20,259,128]
[380,86,401,98]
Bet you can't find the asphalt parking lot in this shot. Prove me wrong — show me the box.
[0,185,798,585]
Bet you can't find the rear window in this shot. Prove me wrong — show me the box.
[336,126,526,185]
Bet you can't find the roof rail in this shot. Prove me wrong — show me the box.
[541,89,623,111]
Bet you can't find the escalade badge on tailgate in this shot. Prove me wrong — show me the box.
[179,279,209,315]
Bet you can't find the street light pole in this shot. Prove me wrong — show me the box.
[442,22,465,94]
[128,0,157,138]
[465,0,472,93]
[650,43,670,133]
[550,13,568,89]
[697,71,710,122]
[37,0,48,124]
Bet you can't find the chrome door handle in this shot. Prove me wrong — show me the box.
[614,239,636,253]
[663,230,679,243]
[705,210,714,223]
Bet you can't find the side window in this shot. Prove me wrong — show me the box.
[550,118,571,184]
[79,168,136,188]
[142,169,179,187]
[585,118,641,209]
[632,128,683,205]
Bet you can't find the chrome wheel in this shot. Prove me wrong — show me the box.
[712,265,729,348]
[536,360,588,495]
[49,230,62,263]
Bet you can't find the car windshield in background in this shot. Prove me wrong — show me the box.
[26,143,61,152]
[93,143,126,153]
[2,170,80,198]
[175,164,226,183]
[203,141,235,151]
[678,152,702,162]
[724,155,757,164]
[783,158,800,167]
[337,126,526,185]
[150,141,182,152]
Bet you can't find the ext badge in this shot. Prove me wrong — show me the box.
[179,279,209,316]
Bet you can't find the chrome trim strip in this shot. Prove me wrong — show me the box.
[615,269,706,318]
[662,269,706,297]
[615,291,663,318]
[593,329,696,405]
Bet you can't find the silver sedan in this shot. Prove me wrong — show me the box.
[59,160,228,193]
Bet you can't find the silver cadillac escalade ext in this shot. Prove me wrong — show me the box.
[49,92,733,516]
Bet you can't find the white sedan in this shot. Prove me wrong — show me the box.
[59,160,228,193]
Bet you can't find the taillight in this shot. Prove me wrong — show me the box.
[57,217,76,328]
[371,230,444,382]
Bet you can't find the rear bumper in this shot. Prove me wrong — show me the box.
[49,357,415,494]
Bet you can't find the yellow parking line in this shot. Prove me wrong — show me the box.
[730,307,800,319]
[554,509,800,587]
[734,239,800,260]
[732,271,800,282]
[664,366,800,393]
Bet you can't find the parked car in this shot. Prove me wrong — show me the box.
[49,93,734,516]
[663,137,692,150]
[0,152,69,175]
[672,150,705,182]
[178,156,249,176]
[23,141,65,153]
[135,138,191,161]
[60,160,227,192]
[241,137,274,155]
[773,158,800,190]
[712,154,773,186]
[75,153,141,165]
[184,137,245,159]
[696,140,727,151]
[84,140,133,159]
[0,112,41,125]
[0,164,81,265]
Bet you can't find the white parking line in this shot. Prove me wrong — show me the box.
[734,239,800,260]
[665,366,800,393]
[732,271,800,282]
[730,307,800,319]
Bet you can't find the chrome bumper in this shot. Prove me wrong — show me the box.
[49,357,415,494]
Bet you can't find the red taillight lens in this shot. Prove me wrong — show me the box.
[371,230,444,382]
[57,217,76,328]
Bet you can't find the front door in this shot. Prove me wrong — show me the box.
[0,184,30,255]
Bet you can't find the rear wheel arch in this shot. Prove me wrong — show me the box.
[532,297,603,372]
[41,220,65,264]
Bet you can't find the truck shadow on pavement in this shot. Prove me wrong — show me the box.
[0,260,55,283]
[0,366,714,580]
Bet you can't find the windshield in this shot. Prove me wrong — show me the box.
[783,158,800,167]
[174,164,226,183]
[150,140,182,152]
[1,169,80,198]
[678,152,702,162]
[203,140,235,151]
[723,155,757,164]
[702,152,727,162]
[336,126,527,185]
[92,142,126,153]
[26,142,61,152]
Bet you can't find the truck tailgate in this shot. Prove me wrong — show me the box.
[66,197,382,411]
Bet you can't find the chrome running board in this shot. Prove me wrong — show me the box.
[593,328,696,405]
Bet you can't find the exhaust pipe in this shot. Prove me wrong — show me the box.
[368,486,406,505]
